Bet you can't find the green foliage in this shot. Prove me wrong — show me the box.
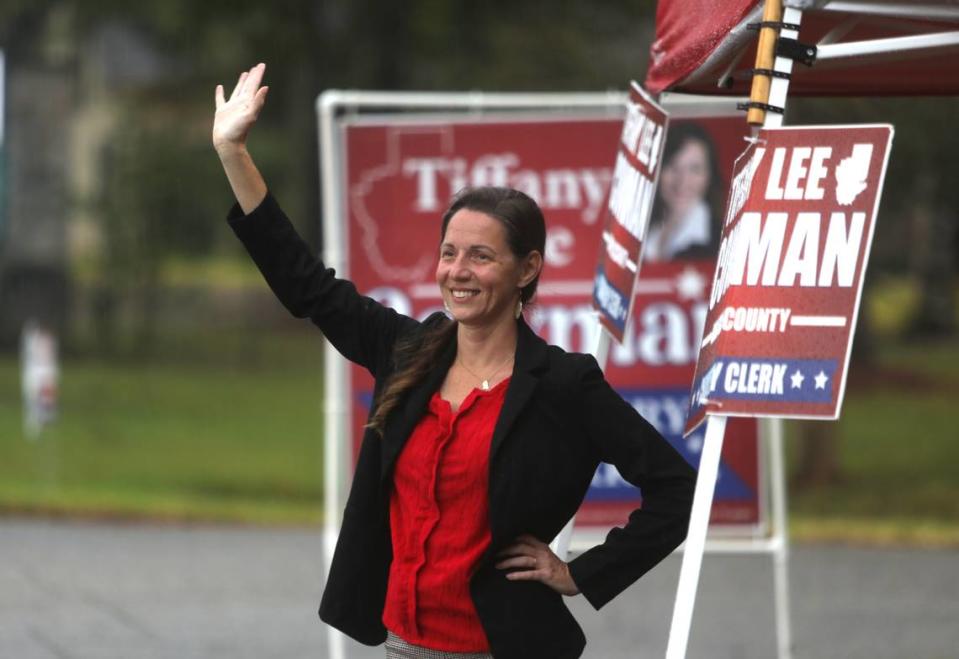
[790,97,959,338]
[98,106,222,269]
[795,96,959,214]
[790,96,959,267]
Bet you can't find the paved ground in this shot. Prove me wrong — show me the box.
[1,519,956,659]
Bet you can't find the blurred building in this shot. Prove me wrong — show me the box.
[0,7,171,350]
[0,6,73,349]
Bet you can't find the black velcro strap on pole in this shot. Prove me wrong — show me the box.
[748,68,792,80]
[736,101,785,115]
[746,21,803,32]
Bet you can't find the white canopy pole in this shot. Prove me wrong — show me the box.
[818,1,959,21]
[665,3,801,657]
[815,30,959,61]
[664,414,728,659]
[763,10,802,657]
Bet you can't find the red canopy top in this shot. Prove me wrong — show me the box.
[645,0,959,96]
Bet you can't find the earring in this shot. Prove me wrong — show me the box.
[443,300,451,313]
[514,299,523,319]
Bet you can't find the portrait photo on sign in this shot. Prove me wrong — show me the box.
[644,118,747,264]
[578,113,762,538]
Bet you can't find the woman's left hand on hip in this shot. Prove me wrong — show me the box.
[495,533,580,596]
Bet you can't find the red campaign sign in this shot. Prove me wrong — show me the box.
[579,115,761,528]
[575,261,762,529]
[342,114,760,528]
[592,83,668,341]
[344,116,619,474]
[686,124,895,434]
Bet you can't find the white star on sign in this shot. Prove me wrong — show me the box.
[790,370,805,389]
[814,370,829,389]
[675,267,707,301]
[686,434,703,454]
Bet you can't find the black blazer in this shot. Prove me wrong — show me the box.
[229,194,696,659]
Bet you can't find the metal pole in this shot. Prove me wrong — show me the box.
[768,417,793,659]
[592,325,613,370]
[664,414,728,659]
[764,7,803,130]
[762,7,802,657]
[318,91,348,659]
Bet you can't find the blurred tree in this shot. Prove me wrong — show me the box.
[0,0,75,349]
[788,95,959,487]
[889,103,959,338]
[0,0,330,355]
[2,2,954,491]
[792,97,959,338]
[1,0,660,356]
[94,99,224,354]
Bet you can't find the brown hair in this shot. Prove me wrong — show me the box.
[366,186,546,436]
[649,122,724,228]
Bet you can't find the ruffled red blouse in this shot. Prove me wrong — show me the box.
[382,377,510,652]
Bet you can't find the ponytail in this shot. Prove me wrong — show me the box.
[366,318,456,437]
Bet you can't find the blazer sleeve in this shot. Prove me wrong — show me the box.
[567,354,696,610]
[227,192,419,376]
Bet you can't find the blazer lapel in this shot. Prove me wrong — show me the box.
[488,319,549,464]
[379,330,457,484]
[378,318,548,483]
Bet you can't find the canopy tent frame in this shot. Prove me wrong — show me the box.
[649,0,959,97]
[815,29,959,61]
[646,1,954,657]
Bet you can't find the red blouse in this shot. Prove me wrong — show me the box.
[382,377,510,652]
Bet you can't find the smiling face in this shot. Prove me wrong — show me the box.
[659,139,712,219]
[436,209,540,329]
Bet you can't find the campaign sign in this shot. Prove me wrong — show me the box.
[576,261,762,529]
[579,114,761,528]
[20,321,59,439]
[686,125,894,434]
[343,114,621,468]
[592,83,668,341]
[340,111,760,531]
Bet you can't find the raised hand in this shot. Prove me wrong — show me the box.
[495,533,580,596]
[213,63,269,155]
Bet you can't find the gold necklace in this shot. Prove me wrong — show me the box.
[457,353,514,391]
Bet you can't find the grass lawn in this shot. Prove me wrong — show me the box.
[2,329,958,546]
[789,340,959,547]
[0,330,326,525]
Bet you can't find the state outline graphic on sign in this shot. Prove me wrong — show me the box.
[834,143,873,206]
[350,126,456,282]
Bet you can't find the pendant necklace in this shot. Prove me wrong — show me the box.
[458,353,514,391]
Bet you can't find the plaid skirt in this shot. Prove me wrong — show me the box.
[385,632,493,659]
